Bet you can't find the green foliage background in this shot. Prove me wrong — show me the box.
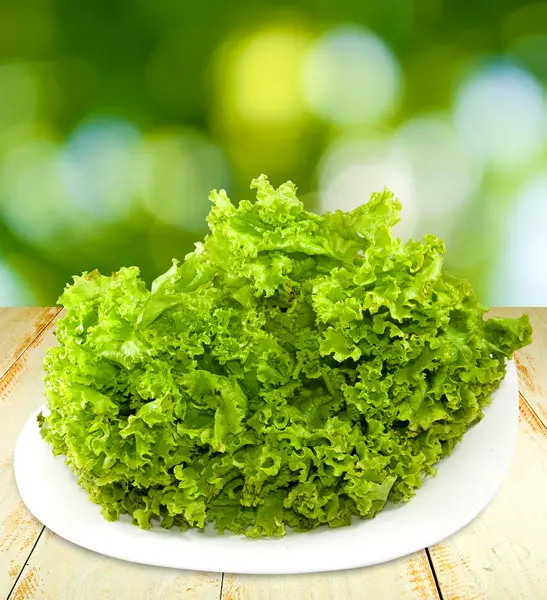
[1,0,546,305]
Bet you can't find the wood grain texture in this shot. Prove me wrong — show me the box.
[428,395,547,599]
[0,310,61,599]
[221,552,441,600]
[1,308,546,600]
[0,308,59,380]
[9,530,221,600]
[0,309,222,600]
[427,307,547,599]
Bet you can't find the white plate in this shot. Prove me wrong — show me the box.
[14,361,518,575]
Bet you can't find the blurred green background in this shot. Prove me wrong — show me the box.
[1,0,546,306]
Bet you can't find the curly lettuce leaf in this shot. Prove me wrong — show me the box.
[39,175,532,537]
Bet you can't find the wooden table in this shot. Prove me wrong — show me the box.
[0,307,545,600]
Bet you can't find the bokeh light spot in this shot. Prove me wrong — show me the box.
[0,139,79,245]
[489,173,547,305]
[0,258,33,306]
[60,118,142,222]
[218,26,311,126]
[454,62,547,169]
[318,138,416,240]
[138,129,230,232]
[390,113,482,238]
[302,26,402,126]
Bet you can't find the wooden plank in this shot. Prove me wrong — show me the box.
[0,311,61,598]
[429,396,547,599]
[0,308,60,379]
[221,551,440,600]
[6,307,545,599]
[223,308,547,599]
[9,530,221,600]
[428,308,547,599]
[2,308,437,599]
[0,310,222,599]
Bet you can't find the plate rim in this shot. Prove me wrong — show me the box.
[14,360,518,574]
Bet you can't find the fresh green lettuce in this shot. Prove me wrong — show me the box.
[39,175,532,537]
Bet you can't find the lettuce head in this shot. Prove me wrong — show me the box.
[39,175,532,537]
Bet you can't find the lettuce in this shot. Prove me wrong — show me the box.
[39,175,532,537]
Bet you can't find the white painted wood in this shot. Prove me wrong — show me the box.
[0,309,222,600]
[221,552,440,600]
[0,310,60,598]
[0,308,59,379]
[3,307,547,600]
[10,530,221,600]
[428,308,547,599]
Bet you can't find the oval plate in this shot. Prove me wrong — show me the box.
[14,361,518,574]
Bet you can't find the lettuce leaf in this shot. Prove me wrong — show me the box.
[39,175,532,537]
